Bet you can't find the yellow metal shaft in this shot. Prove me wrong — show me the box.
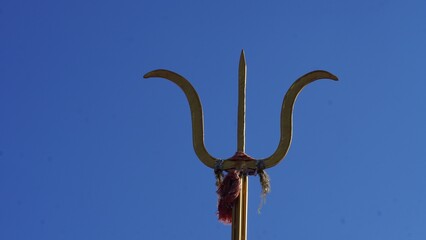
[232,50,248,240]
[240,175,248,240]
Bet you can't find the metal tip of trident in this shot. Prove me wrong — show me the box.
[326,72,339,81]
[240,49,246,62]
[143,72,151,78]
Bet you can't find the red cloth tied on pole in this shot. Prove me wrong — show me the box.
[216,170,241,224]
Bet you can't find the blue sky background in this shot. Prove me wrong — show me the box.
[1,0,426,239]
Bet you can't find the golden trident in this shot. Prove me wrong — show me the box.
[144,50,338,240]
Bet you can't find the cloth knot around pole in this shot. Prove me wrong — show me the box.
[215,153,272,223]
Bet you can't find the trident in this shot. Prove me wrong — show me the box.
[144,50,338,240]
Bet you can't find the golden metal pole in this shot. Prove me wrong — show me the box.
[231,50,248,240]
[231,199,241,240]
[240,175,248,240]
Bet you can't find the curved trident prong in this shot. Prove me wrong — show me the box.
[261,70,338,168]
[143,69,218,169]
[144,52,338,171]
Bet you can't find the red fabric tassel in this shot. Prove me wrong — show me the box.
[216,170,241,224]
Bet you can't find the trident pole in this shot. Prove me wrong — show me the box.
[144,50,338,240]
[232,50,248,240]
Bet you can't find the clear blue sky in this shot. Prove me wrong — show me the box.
[1,0,426,239]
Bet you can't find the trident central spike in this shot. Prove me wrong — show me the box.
[144,50,338,240]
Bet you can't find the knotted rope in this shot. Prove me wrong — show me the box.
[256,160,271,213]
